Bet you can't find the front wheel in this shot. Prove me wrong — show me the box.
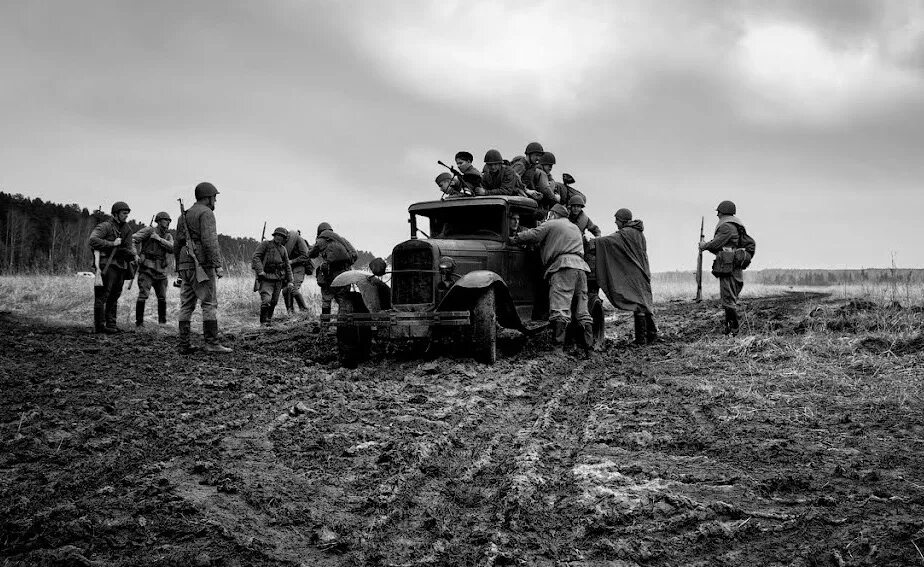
[470,288,497,364]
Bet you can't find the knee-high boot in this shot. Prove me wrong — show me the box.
[157,299,167,324]
[645,313,658,343]
[633,312,647,346]
[135,300,146,327]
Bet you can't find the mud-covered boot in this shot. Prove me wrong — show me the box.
[645,313,658,344]
[580,322,594,359]
[203,320,232,353]
[294,291,308,311]
[728,309,740,336]
[633,313,647,346]
[259,305,268,325]
[265,305,275,326]
[283,292,294,315]
[103,305,121,334]
[135,300,145,327]
[551,320,567,355]
[157,299,167,324]
[178,321,194,354]
[723,308,735,335]
[94,305,106,334]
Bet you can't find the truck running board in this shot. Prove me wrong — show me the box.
[320,311,471,327]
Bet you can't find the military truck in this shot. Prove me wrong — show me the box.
[323,195,605,367]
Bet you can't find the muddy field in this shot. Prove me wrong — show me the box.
[2,292,923,566]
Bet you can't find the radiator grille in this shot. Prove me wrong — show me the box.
[392,243,434,305]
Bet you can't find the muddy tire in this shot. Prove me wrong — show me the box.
[336,291,371,369]
[589,295,605,350]
[470,287,497,364]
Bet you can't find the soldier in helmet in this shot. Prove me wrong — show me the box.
[522,143,556,209]
[309,222,358,317]
[283,228,311,314]
[700,200,750,335]
[131,211,174,326]
[567,195,601,240]
[593,208,658,345]
[174,182,232,353]
[481,149,521,196]
[88,201,138,333]
[252,227,295,325]
[559,173,585,207]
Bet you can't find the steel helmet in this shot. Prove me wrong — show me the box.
[568,194,585,207]
[716,200,736,215]
[562,173,575,185]
[615,208,633,222]
[483,149,504,164]
[154,211,171,222]
[272,226,289,238]
[317,222,332,235]
[539,152,556,166]
[524,141,544,155]
[550,204,569,217]
[194,182,219,199]
[110,201,130,215]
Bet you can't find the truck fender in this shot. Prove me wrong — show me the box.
[437,271,525,331]
[330,270,391,312]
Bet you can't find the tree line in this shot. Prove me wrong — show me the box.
[0,192,376,275]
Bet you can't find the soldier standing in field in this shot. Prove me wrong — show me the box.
[174,182,232,353]
[88,201,138,333]
[593,208,658,345]
[131,211,174,327]
[283,228,311,314]
[699,200,751,335]
[511,203,593,357]
[251,227,294,325]
[309,222,358,317]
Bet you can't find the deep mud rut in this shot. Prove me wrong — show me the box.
[2,292,923,566]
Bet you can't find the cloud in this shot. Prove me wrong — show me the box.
[731,20,923,126]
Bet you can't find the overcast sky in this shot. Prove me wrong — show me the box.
[2,0,922,270]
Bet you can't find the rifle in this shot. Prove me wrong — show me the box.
[254,222,267,292]
[437,160,473,196]
[695,216,704,302]
[177,198,210,284]
[127,215,155,291]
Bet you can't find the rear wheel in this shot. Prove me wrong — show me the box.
[336,291,371,368]
[470,288,497,364]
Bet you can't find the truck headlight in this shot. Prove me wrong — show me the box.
[438,256,455,275]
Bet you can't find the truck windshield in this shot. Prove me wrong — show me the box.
[414,204,505,240]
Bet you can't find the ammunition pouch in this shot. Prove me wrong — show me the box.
[711,249,735,278]
[733,249,752,270]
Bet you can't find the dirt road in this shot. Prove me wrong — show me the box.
[2,293,923,566]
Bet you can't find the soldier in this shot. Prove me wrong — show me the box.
[567,195,601,239]
[174,181,232,353]
[449,151,482,194]
[88,201,138,333]
[252,227,295,325]
[283,228,311,314]
[435,172,461,198]
[510,203,593,357]
[481,149,520,196]
[508,211,523,237]
[592,208,657,345]
[309,222,358,317]
[699,200,750,335]
[522,142,556,208]
[131,212,174,327]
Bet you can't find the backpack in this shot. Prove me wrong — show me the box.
[732,223,756,270]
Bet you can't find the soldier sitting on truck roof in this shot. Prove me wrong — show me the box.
[481,149,522,196]
[449,151,482,194]
[435,172,463,199]
[522,143,557,209]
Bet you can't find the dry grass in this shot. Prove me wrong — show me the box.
[0,274,322,332]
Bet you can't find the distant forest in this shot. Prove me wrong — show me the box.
[0,192,376,274]
[656,268,924,286]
